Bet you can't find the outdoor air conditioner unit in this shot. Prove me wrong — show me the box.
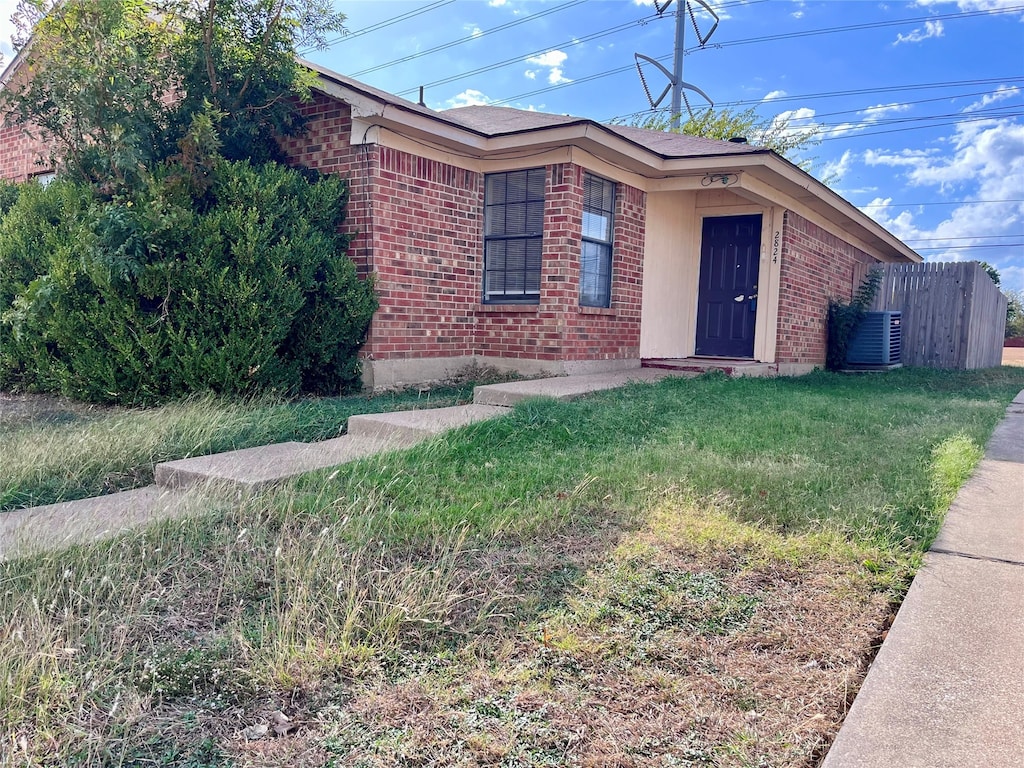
[847,311,902,365]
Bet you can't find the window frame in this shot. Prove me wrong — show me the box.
[579,172,616,309]
[482,168,546,305]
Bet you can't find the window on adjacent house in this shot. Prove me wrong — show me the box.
[483,168,546,304]
[580,173,615,308]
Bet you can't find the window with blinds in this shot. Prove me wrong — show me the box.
[483,168,546,303]
[580,173,615,308]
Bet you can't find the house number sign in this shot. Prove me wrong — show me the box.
[772,231,780,264]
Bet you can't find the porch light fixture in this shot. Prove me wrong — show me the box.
[701,173,737,187]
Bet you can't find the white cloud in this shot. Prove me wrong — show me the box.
[829,103,912,138]
[464,25,483,38]
[963,84,1021,113]
[526,50,567,68]
[894,19,944,45]
[915,0,1024,12]
[488,0,508,6]
[766,107,819,140]
[526,49,571,85]
[862,103,911,121]
[446,89,494,109]
[763,90,787,102]
[863,117,1024,292]
[821,150,855,183]
[0,0,19,60]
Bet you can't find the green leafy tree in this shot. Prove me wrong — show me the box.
[2,0,346,188]
[627,106,822,170]
[1005,289,1024,339]
[3,0,177,189]
[0,1,378,403]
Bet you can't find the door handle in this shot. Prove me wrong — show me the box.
[733,294,745,302]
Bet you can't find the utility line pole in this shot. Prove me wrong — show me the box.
[635,0,719,130]
[670,1,687,131]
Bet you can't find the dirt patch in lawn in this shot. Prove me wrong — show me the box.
[204,499,896,767]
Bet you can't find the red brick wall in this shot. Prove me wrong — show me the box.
[0,120,54,181]
[475,163,644,363]
[0,82,648,374]
[776,210,877,365]
[365,146,482,362]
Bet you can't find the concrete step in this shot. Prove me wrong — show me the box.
[346,403,509,445]
[473,368,681,407]
[643,358,779,377]
[154,435,396,491]
[0,486,195,561]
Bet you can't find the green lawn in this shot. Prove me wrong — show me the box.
[0,379,487,512]
[2,367,1022,767]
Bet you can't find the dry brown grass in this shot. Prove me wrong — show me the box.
[196,496,896,768]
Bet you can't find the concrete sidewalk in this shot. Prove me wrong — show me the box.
[822,390,1024,767]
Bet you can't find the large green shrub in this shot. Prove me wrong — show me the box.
[0,162,376,404]
[826,268,883,371]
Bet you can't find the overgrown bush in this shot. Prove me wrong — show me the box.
[826,267,882,371]
[0,162,376,404]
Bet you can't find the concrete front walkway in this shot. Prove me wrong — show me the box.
[0,367,685,559]
[822,390,1024,767]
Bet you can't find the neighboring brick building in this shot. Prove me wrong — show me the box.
[0,61,921,389]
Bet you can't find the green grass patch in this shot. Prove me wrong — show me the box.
[0,378,488,511]
[1,366,1021,765]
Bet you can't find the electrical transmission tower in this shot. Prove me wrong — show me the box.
[635,0,719,130]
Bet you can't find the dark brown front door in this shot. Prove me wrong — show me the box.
[695,214,762,358]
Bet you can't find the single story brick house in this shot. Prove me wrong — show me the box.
[0,60,921,389]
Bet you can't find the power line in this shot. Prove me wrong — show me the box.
[681,5,1024,56]
[394,10,666,97]
[385,0,765,99]
[906,234,1024,242]
[860,199,1024,208]
[818,111,1024,142]
[483,6,1024,109]
[913,243,1024,251]
[352,0,589,80]
[300,0,456,54]
[615,85,1024,130]
[711,78,1024,112]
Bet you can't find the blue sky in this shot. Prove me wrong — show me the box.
[2,0,1022,292]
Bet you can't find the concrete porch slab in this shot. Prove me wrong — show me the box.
[473,368,682,407]
[642,358,779,377]
[346,403,510,445]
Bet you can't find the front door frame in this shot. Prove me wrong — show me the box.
[691,205,779,363]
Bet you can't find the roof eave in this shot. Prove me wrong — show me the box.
[308,67,920,264]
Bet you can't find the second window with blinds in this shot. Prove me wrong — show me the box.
[581,173,615,308]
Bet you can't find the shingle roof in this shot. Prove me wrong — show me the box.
[440,105,766,159]
[304,63,769,161]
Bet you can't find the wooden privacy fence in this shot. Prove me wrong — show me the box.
[856,261,1007,369]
